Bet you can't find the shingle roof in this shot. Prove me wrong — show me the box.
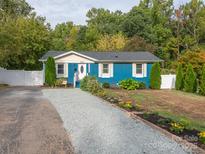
[40,51,163,62]
[41,51,67,60]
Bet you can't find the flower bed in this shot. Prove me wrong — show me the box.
[136,113,204,149]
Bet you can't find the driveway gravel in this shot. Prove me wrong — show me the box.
[0,87,74,154]
[42,89,192,154]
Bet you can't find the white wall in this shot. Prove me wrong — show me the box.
[0,68,44,86]
[161,74,176,89]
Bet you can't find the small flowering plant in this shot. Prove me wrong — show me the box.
[120,101,133,110]
[170,122,184,134]
[198,131,205,144]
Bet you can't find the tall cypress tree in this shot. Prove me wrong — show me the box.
[184,64,196,93]
[200,64,205,95]
[150,62,161,89]
[176,64,183,90]
[45,57,56,86]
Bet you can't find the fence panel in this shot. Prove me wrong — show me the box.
[161,74,176,89]
[0,68,44,86]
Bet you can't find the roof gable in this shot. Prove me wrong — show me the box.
[55,53,95,63]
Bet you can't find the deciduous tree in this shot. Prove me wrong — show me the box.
[96,33,127,51]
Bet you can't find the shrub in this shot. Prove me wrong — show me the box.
[134,103,142,111]
[80,76,90,91]
[80,76,103,94]
[178,51,205,79]
[161,68,176,75]
[199,65,205,95]
[54,78,65,87]
[119,78,140,90]
[157,118,172,126]
[45,57,56,86]
[198,131,205,144]
[175,64,184,90]
[170,122,184,134]
[139,82,146,89]
[102,82,110,88]
[87,78,102,94]
[184,64,197,93]
[150,63,161,89]
[119,101,134,110]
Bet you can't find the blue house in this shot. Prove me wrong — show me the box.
[40,51,163,87]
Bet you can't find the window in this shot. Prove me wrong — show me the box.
[80,65,84,73]
[57,64,64,74]
[132,63,146,78]
[99,63,113,78]
[136,64,142,74]
[102,64,109,74]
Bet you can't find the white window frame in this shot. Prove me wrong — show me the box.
[99,63,113,78]
[56,63,68,78]
[102,64,109,74]
[132,63,147,78]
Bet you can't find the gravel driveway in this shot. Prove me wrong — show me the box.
[0,87,74,154]
[43,89,192,154]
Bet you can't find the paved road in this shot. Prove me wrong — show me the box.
[0,87,74,154]
[42,89,192,154]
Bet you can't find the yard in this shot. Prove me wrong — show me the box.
[104,89,205,131]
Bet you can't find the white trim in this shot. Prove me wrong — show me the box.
[64,63,68,77]
[88,64,90,74]
[110,63,114,77]
[98,63,113,78]
[56,63,68,78]
[143,63,147,77]
[54,51,97,61]
[132,63,145,78]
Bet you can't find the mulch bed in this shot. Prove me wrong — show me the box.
[136,113,205,150]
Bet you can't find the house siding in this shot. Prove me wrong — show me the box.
[89,63,152,88]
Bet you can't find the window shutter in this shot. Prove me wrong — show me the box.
[143,63,147,77]
[56,64,58,76]
[98,64,102,77]
[64,64,68,77]
[110,63,114,77]
[132,63,136,77]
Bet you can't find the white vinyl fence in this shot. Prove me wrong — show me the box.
[0,68,44,86]
[160,74,176,89]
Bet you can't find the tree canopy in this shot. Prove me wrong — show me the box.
[1,0,205,70]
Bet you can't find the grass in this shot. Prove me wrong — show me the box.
[156,110,205,131]
[104,89,205,131]
[130,93,146,102]
[172,90,205,102]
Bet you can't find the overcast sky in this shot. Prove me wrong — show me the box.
[26,0,189,28]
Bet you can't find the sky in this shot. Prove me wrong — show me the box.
[26,0,189,28]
